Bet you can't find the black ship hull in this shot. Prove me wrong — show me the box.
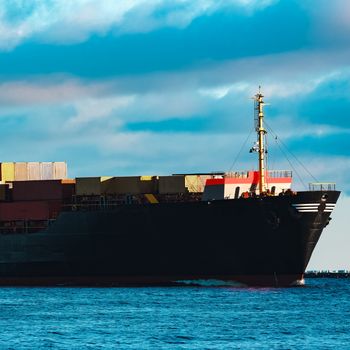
[0,190,340,287]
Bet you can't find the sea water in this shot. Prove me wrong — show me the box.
[0,278,349,349]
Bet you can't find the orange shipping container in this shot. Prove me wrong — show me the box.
[76,177,101,195]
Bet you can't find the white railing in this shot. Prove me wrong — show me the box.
[309,183,336,191]
[225,171,250,178]
[268,170,292,178]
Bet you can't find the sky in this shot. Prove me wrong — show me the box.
[0,0,349,270]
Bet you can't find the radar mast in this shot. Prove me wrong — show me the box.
[253,87,267,194]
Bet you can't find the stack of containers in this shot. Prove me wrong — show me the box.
[0,162,67,182]
[0,179,76,221]
[75,175,209,196]
[0,161,70,221]
[75,176,159,196]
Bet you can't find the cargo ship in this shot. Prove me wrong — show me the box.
[0,89,340,287]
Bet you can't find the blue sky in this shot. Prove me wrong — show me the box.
[0,0,349,267]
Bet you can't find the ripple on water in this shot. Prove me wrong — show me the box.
[0,279,349,349]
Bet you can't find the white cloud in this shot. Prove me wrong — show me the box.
[0,0,277,50]
[305,0,350,46]
[266,155,350,193]
[0,78,109,106]
[0,50,349,132]
[198,82,250,99]
[66,95,136,128]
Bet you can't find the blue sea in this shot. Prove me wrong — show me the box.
[0,278,349,349]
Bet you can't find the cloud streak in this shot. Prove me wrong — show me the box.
[0,77,110,106]
[0,0,277,50]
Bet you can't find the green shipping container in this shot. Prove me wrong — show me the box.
[102,176,158,194]
[159,176,186,194]
[76,177,102,196]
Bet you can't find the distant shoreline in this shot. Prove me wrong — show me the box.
[305,271,349,278]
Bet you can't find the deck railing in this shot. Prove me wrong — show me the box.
[225,170,292,178]
[267,170,292,178]
[309,183,336,191]
[225,171,249,178]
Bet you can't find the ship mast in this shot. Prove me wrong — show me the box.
[254,87,267,194]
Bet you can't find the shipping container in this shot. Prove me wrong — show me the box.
[115,177,140,194]
[100,177,115,194]
[102,176,158,194]
[27,162,41,180]
[12,180,72,201]
[76,177,101,196]
[1,162,15,182]
[62,181,75,199]
[0,184,8,201]
[53,162,67,179]
[14,162,28,181]
[185,175,211,193]
[62,179,76,184]
[41,162,54,180]
[47,200,63,219]
[0,201,50,221]
[139,176,158,193]
[159,176,186,194]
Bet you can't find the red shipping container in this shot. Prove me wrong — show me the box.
[0,201,49,221]
[62,183,75,200]
[48,200,63,219]
[12,180,74,201]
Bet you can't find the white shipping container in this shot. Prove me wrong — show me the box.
[53,162,67,179]
[27,162,41,180]
[41,162,54,180]
[14,162,28,181]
